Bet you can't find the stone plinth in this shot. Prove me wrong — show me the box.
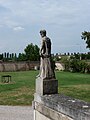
[36,77,58,95]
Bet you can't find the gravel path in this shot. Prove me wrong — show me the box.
[0,105,33,120]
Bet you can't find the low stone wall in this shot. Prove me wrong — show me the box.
[33,94,90,120]
[0,61,65,72]
[0,61,39,72]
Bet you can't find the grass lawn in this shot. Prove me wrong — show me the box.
[0,71,90,105]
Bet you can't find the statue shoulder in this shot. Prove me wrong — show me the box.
[42,37,51,44]
[44,36,51,41]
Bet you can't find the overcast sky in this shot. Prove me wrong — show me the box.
[0,0,90,54]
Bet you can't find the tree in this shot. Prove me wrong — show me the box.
[33,44,40,61]
[61,57,70,71]
[18,53,26,61]
[11,53,14,59]
[24,43,40,61]
[14,53,17,61]
[4,52,6,58]
[81,31,90,49]
[0,54,3,60]
[7,52,9,59]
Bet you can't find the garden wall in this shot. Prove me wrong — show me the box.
[0,61,39,72]
[0,61,64,72]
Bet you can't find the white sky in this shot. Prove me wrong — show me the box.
[0,0,90,54]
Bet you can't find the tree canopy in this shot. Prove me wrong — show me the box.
[24,43,40,61]
[81,31,90,49]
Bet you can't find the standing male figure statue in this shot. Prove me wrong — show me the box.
[38,30,55,80]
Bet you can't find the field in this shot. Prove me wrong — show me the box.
[0,71,90,106]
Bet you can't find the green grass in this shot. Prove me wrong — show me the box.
[0,71,90,105]
[57,71,90,102]
[0,71,37,106]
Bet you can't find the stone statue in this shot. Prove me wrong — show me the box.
[38,30,55,80]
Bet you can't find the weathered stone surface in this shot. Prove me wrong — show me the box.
[33,101,73,120]
[34,110,51,120]
[33,94,90,120]
[36,77,58,95]
[0,61,39,72]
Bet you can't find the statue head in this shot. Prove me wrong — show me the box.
[40,30,46,37]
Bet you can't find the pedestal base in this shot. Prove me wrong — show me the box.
[36,77,58,95]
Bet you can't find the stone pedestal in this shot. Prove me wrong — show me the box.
[36,77,58,95]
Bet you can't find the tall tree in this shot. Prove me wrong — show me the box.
[18,53,26,61]
[0,54,3,60]
[34,44,40,61]
[24,43,40,61]
[7,52,9,59]
[4,52,6,58]
[14,53,17,60]
[81,31,90,49]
